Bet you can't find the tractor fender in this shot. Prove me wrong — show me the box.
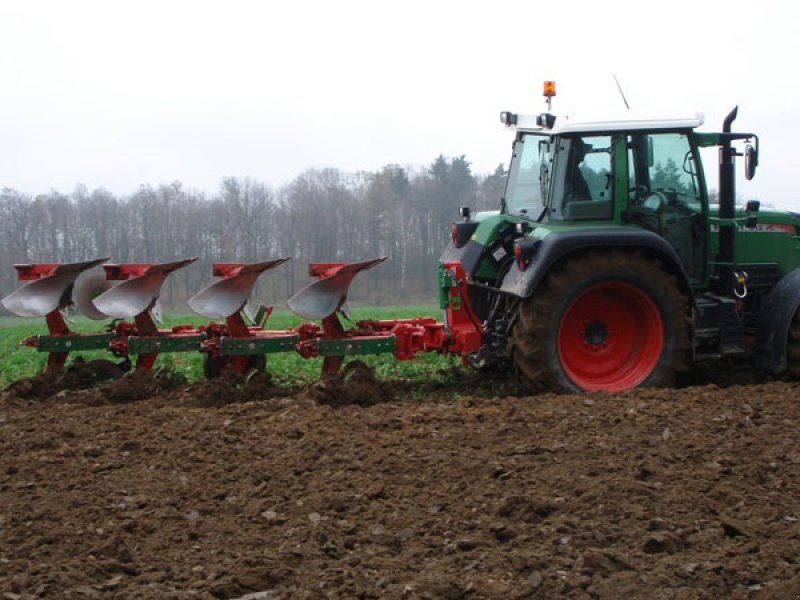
[499,227,693,301]
[439,241,467,264]
[755,268,800,374]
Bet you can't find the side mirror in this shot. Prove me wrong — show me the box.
[745,144,758,180]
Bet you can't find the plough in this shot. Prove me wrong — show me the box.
[1,257,483,380]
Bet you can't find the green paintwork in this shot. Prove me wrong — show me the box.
[612,136,629,222]
[317,335,396,357]
[474,261,498,280]
[470,214,526,280]
[479,209,800,291]
[438,264,452,309]
[127,334,206,354]
[220,334,299,355]
[708,208,800,271]
[694,132,721,147]
[34,332,115,352]
[470,214,524,245]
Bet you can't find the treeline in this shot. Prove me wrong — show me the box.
[0,156,507,309]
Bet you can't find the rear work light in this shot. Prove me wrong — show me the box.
[513,239,542,271]
[500,111,518,126]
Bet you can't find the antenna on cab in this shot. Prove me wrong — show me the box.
[612,74,631,110]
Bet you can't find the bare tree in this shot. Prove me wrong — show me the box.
[0,154,489,309]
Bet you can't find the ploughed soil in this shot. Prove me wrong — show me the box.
[1,364,799,599]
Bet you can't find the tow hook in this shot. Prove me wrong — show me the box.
[733,271,748,299]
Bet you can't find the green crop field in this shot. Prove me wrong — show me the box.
[0,305,465,389]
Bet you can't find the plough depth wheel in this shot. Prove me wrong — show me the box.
[203,354,267,379]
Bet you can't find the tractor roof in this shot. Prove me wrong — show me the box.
[506,111,705,135]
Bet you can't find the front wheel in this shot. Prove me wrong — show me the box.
[512,251,689,393]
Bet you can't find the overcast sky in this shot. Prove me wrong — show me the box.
[1,0,798,209]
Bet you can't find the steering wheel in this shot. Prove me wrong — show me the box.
[640,190,668,212]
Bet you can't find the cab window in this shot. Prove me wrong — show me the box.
[552,135,613,220]
[504,134,551,218]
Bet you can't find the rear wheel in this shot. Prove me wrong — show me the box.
[512,251,688,393]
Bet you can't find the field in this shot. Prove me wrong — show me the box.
[1,313,799,599]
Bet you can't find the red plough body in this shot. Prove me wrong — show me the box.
[2,256,485,379]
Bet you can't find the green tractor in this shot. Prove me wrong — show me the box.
[444,84,800,392]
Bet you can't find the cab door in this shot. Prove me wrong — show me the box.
[626,132,707,283]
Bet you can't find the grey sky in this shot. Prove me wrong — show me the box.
[1,0,798,209]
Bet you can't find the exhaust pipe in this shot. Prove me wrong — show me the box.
[716,106,738,292]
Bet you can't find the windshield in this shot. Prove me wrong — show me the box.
[504,133,551,218]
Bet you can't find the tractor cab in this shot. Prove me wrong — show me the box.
[500,109,732,287]
[440,83,800,392]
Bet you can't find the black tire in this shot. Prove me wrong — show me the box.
[85,359,125,382]
[787,309,800,377]
[512,251,689,393]
[248,354,267,372]
[203,353,224,379]
[203,354,267,379]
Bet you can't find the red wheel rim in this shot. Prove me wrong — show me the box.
[558,281,663,392]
